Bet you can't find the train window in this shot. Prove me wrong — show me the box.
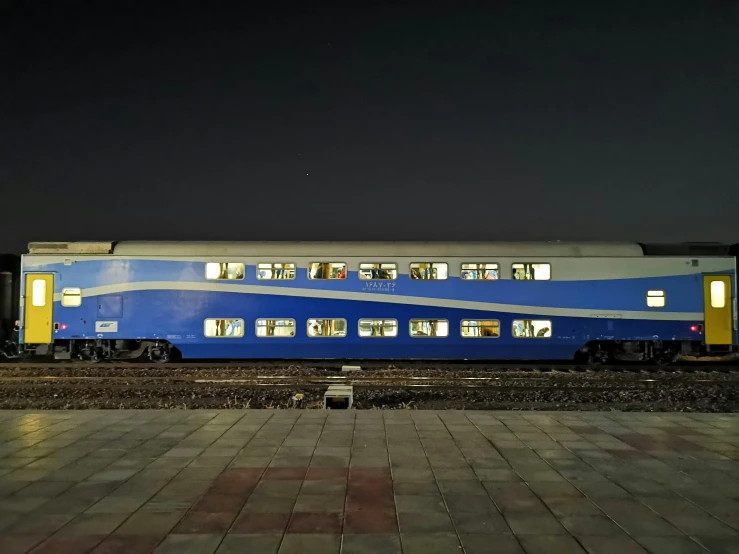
[409,263,448,280]
[255,318,296,337]
[358,319,398,337]
[205,262,245,280]
[461,320,500,338]
[61,288,82,307]
[710,281,726,309]
[257,263,296,280]
[512,263,550,280]
[359,263,398,280]
[31,279,46,307]
[461,263,499,280]
[647,290,665,308]
[512,320,552,338]
[204,318,244,338]
[409,319,449,337]
[308,262,346,280]
[307,318,347,337]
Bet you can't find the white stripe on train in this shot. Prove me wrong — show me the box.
[52,281,703,321]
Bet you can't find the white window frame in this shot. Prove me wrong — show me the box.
[307,318,348,338]
[203,318,245,338]
[257,263,296,280]
[461,319,501,338]
[205,262,245,281]
[646,290,665,308]
[512,319,552,338]
[358,318,398,338]
[409,319,450,338]
[255,318,296,338]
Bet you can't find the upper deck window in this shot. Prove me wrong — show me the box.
[309,263,346,280]
[461,263,499,280]
[512,263,550,281]
[359,263,397,280]
[410,263,448,280]
[206,262,245,280]
[257,263,296,280]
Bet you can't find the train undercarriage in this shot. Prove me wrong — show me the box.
[1,337,734,364]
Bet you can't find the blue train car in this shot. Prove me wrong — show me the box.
[14,241,738,362]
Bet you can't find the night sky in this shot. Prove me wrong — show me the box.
[3,1,738,254]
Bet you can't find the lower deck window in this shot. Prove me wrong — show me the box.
[204,318,244,338]
[256,318,296,337]
[410,319,449,337]
[461,320,500,337]
[358,319,398,337]
[307,318,347,337]
[512,320,551,338]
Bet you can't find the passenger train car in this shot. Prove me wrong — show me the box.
[3,241,737,363]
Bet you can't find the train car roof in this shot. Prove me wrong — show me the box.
[28,241,647,257]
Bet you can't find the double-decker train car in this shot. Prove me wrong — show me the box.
[3,241,737,363]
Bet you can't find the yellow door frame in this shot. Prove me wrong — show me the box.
[23,273,54,344]
[703,275,732,346]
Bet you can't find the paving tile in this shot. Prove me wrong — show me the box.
[340,534,402,554]
[459,534,523,553]
[395,494,447,514]
[292,494,345,513]
[215,534,282,554]
[451,511,510,534]
[230,512,290,533]
[277,533,340,554]
[560,515,625,536]
[397,511,456,533]
[27,535,107,554]
[518,535,588,554]
[174,511,238,534]
[636,537,711,554]
[504,512,568,535]
[399,533,462,554]
[115,511,186,535]
[286,512,342,534]
[90,535,164,554]
[153,533,223,554]
[344,510,398,533]
[0,535,46,554]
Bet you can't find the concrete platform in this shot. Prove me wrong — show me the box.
[0,410,737,554]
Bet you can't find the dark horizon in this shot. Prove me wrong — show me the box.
[3,1,738,255]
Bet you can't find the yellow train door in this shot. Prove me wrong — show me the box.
[24,273,54,344]
[703,275,732,345]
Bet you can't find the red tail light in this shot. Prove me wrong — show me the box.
[690,325,700,332]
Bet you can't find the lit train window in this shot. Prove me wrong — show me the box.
[512,263,550,281]
[358,319,398,337]
[31,279,46,307]
[257,263,296,280]
[409,319,449,337]
[205,262,245,280]
[256,318,296,337]
[307,318,347,337]
[461,263,499,280]
[359,263,397,280]
[646,290,665,308]
[409,263,447,280]
[512,320,551,338]
[461,320,500,338]
[308,262,346,280]
[710,281,726,308]
[61,288,82,307]
[204,318,244,338]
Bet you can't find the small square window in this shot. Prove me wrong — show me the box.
[61,288,82,307]
[647,290,665,308]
